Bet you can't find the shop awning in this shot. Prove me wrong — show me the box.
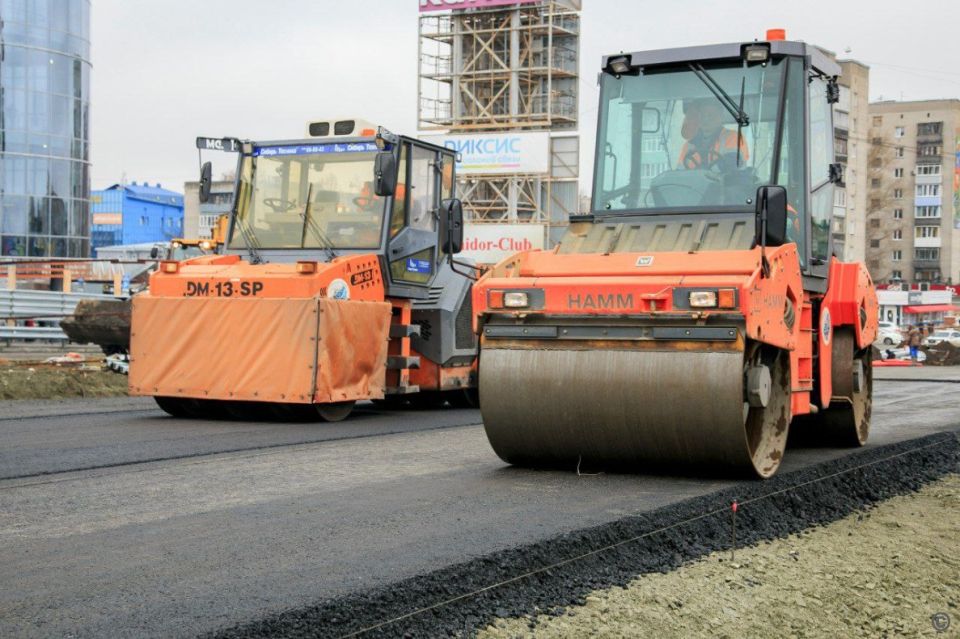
[903,304,960,314]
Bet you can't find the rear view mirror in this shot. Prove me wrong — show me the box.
[199,162,213,204]
[439,198,464,254]
[149,246,160,259]
[755,185,788,247]
[374,151,397,197]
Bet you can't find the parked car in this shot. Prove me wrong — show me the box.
[923,329,960,348]
[875,326,904,346]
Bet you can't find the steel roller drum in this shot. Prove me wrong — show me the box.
[479,344,790,478]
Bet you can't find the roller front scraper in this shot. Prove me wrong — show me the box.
[468,32,878,478]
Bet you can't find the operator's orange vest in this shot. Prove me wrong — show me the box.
[679,129,749,169]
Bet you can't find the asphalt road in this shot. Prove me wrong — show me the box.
[1,378,958,638]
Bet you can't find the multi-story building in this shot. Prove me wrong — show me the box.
[866,99,960,285]
[831,60,869,263]
[183,179,234,240]
[0,0,92,257]
[90,182,184,251]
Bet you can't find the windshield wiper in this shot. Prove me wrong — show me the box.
[234,215,263,264]
[299,184,337,261]
[689,63,750,128]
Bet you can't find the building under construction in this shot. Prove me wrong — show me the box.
[418,0,580,249]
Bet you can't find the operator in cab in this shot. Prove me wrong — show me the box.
[677,99,749,170]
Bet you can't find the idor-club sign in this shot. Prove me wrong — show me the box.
[461,223,545,264]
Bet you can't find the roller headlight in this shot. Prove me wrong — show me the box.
[503,291,529,308]
[689,291,718,308]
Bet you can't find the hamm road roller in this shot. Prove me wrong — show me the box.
[468,33,878,477]
[130,120,478,421]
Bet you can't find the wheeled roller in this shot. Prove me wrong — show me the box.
[479,339,791,478]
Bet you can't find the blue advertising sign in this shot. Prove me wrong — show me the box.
[252,142,378,157]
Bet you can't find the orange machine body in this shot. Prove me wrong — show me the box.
[473,245,878,418]
[130,252,472,404]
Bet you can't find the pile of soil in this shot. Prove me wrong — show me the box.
[923,342,960,366]
[0,366,129,400]
[481,473,960,638]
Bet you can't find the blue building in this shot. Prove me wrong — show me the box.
[0,0,93,257]
[90,182,184,251]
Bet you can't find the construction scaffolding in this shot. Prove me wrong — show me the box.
[418,0,580,231]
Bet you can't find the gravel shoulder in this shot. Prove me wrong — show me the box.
[481,473,960,639]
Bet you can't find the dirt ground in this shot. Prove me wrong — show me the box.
[0,366,128,400]
[481,474,960,639]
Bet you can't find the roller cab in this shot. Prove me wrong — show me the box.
[131,124,478,421]
[472,35,878,477]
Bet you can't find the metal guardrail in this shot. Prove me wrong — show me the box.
[0,289,126,342]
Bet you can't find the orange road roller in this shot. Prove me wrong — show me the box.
[468,33,878,477]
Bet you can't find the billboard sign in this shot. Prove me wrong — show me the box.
[419,0,542,12]
[423,132,550,175]
[461,223,545,264]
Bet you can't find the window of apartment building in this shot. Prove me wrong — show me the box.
[919,144,941,157]
[871,199,881,210]
[893,188,903,198]
[892,250,902,261]
[914,248,940,260]
[834,189,846,207]
[891,270,903,280]
[870,218,881,228]
[833,218,845,234]
[893,229,902,240]
[870,239,880,248]
[871,178,881,188]
[894,126,905,137]
[872,116,882,126]
[917,122,942,136]
[916,184,940,197]
[895,146,904,158]
[140,216,148,226]
[915,205,941,218]
[894,208,903,219]
[893,168,903,178]
[916,165,941,176]
[871,137,882,146]
[915,226,940,239]
[835,138,848,156]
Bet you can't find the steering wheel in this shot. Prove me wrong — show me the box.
[262,197,297,212]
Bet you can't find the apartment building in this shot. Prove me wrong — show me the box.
[832,60,870,263]
[866,99,960,285]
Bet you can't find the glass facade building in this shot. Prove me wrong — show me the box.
[0,0,91,257]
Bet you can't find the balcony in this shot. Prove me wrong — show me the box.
[914,236,942,249]
[915,195,942,207]
[916,154,942,165]
[913,259,941,269]
[915,172,942,185]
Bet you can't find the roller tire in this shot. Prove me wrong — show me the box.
[315,401,355,422]
[821,328,872,447]
[154,396,193,418]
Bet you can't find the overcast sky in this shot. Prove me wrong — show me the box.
[90,0,960,195]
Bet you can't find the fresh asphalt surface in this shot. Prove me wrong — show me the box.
[1,377,959,638]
